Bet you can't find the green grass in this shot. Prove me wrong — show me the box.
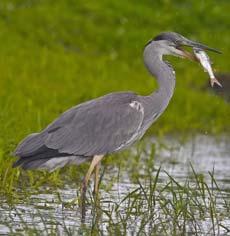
[2,166,230,235]
[0,0,229,226]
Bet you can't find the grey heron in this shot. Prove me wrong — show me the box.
[13,32,220,194]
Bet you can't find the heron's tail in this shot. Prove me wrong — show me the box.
[14,132,47,157]
[13,132,91,171]
[13,151,91,171]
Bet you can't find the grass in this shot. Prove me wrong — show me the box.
[0,0,229,190]
[1,137,230,235]
[1,165,230,235]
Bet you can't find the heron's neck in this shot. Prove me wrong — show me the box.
[144,52,176,105]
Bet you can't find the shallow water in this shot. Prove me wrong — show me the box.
[0,135,229,235]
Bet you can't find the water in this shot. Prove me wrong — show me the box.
[0,135,229,235]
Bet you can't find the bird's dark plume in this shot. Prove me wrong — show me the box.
[154,32,183,43]
[145,32,183,48]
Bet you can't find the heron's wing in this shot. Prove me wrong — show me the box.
[44,93,144,156]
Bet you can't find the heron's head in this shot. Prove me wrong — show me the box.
[147,32,221,60]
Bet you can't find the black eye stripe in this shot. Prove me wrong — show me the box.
[153,35,165,41]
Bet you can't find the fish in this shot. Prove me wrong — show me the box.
[193,48,222,87]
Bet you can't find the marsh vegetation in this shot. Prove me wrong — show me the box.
[1,136,230,235]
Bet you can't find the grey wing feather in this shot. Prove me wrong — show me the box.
[14,92,144,162]
[45,92,144,156]
[14,132,47,157]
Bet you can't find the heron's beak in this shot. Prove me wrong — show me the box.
[178,38,221,61]
[177,47,197,61]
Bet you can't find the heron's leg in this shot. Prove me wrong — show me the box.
[81,155,103,194]
[80,155,103,223]
[93,161,101,195]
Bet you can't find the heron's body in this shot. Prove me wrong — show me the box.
[13,32,220,194]
[13,41,176,171]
